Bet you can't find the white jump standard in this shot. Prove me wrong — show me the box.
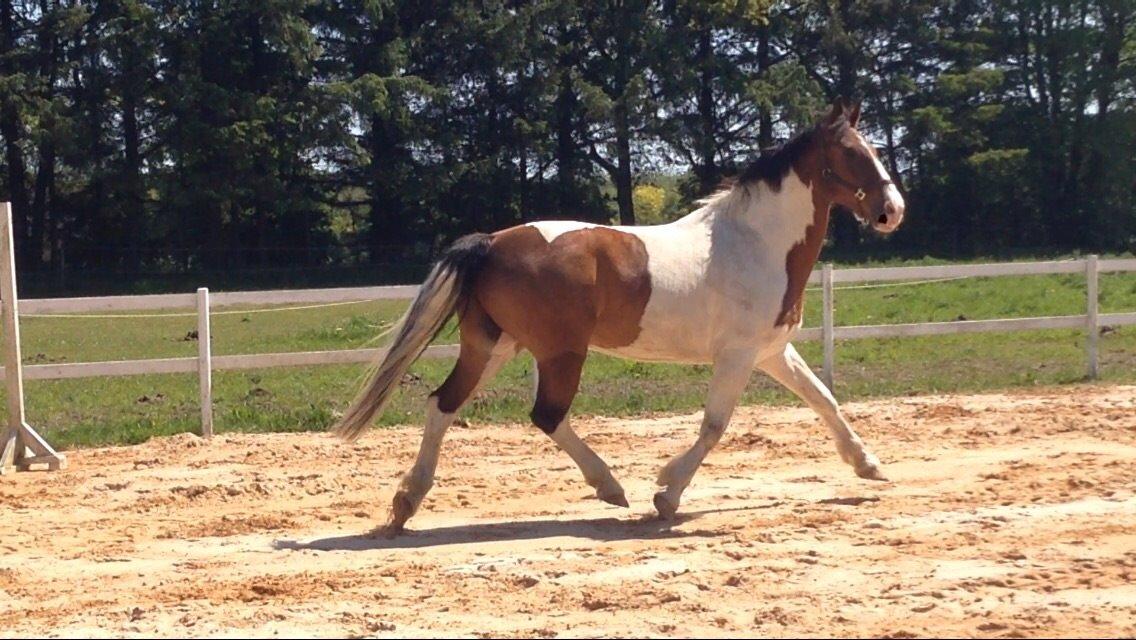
[0,202,65,474]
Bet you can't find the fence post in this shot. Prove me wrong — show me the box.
[197,287,213,437]
[1086,255,1099,380]
[822,263,835,391]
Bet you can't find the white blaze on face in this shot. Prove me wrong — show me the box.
[870,152,904,209]
[859,134,905,232]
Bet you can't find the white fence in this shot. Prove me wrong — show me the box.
[4,250,1136,442]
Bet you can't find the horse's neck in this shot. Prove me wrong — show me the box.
[712,171,820,260]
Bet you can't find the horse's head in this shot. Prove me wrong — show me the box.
[814,98,905,234]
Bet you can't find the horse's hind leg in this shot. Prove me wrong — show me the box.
[388,318,517,532]
[757,343,885,480]
[654,346,755,519]
[532,352,627,508]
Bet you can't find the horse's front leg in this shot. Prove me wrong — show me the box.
[758,343,885,480]
[654,346,756,519]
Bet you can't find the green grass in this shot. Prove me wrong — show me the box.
[8,259,1136,449]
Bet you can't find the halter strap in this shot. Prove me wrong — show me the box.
[822,167,893,202]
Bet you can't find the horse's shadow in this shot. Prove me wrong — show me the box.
[273,504,774,552]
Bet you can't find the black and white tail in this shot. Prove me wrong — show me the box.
[335,234,493,442]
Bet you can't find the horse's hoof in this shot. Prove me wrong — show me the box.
[855,460,888,481]
[599,490,629,508]
[377,522,404,538]
[388,491,416,531]
[653,491,678,520]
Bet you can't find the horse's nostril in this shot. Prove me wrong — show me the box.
[877,214,888,225]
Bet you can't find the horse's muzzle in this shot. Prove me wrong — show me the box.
[872,198,904,234]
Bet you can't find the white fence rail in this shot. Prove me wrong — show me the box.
[3,255,1136,439]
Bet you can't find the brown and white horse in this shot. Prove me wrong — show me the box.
[336,98,905,532]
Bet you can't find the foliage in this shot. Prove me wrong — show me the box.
[0,0,1133,295]
[631,184,666,224]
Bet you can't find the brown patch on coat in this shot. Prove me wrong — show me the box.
[774,218,826,327]
[772,99,894,327]
[432,298,503,413]
[475,225,651,356]
[473,225,652,431]
[774,147,830,327]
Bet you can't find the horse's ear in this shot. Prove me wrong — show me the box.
[848,101,862,128]
[825,96,850,126]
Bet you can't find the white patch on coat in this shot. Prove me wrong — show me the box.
[527,220,598,243]
[592,170,816,365]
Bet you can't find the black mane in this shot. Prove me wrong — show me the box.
[736,125,819,191]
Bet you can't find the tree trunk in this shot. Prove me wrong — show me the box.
[1081,0,1127,240]
[555,73,577,219]
[614,99,634,225]
[120,12,144,271]
[122,88,143,266]
[757,22,773,148]
[829,0,861,252]
[1061,0,1091,246]
[553,20,580,220]
[0,104,28,242]
[1093,0,1125,119]
[28,0,58,270]
[30,138,53,268]
[0,0,30,263]
[368,113,405,264]
[695,26,717,194]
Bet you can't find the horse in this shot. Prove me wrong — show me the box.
[335,98,905,532]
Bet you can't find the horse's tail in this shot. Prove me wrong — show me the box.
[335,233,494,443]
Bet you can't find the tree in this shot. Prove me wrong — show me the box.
[655,1,822,199]
[577,0,660,225]
[154,1,333,272]
[1,0,1134,295]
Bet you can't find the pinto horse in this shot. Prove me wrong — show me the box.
[336,98,905,532]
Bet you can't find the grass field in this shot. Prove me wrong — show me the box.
[9,256,1136,449]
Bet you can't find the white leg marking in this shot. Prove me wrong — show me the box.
[758,343,884,480]
[655,346,756,518]
[548,417,628,508]
[395,338,518,518]
[398,395,453,508]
